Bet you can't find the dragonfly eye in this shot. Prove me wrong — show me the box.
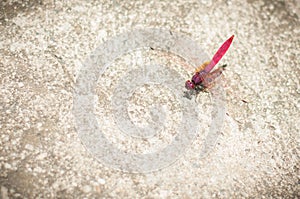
[185,80,195,90]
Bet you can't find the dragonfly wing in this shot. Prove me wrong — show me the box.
[201,67,225,88]
[204,35,234,73]
[195,61,210,73]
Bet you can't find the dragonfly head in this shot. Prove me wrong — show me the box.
[185,80,195,90]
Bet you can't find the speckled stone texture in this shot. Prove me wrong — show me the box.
[0,0,299,198]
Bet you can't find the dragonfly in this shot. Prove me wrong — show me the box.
[185,35,234,93]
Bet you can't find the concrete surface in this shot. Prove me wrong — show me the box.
[0,0,299,198]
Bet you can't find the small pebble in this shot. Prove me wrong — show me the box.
[82,185,92,193]
[4,163,11,169]
[98,178,106,185]
[25,144,34,151]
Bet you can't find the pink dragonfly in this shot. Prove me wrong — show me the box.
[185,35,234,93]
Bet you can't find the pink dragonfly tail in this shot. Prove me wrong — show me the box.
[204,35,234,73]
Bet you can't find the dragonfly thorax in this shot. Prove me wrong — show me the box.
[192,71,207,85]
[185,70,208,90]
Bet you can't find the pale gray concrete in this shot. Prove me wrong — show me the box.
[0,0,299,198]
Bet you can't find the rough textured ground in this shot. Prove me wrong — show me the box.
[0,0,299,198]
